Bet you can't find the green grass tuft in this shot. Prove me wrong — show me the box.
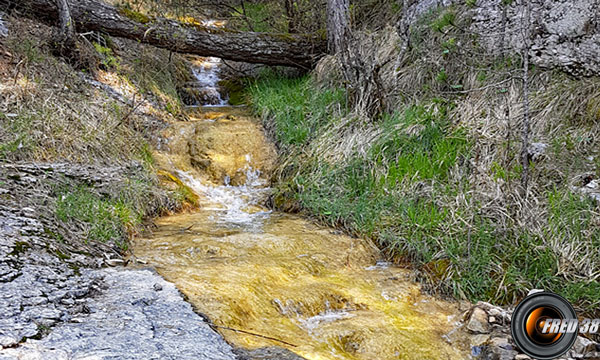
[248,72,347,150]
[55,185,145,251]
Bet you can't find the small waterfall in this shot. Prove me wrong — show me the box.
[189,57,229,106]
[176,154,271,231]
[182,19,229,107]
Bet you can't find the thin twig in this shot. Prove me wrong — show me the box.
[212,324,298,347]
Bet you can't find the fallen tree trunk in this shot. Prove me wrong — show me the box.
[1,0,326,68]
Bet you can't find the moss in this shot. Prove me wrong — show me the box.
[44,227,65,243]
[9,241,30,256]
[269,33,299,42]
[93,42,120,69]
[218,79,246,105]
[53,249,70,261]
[69,263,81,276]
[157,170,199,207]
[119,8,151,24]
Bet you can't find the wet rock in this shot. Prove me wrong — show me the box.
[234,347,307,360]
[467,307,491,334]
[479,337,517,360]
[179,87,226,106]
[187,114,276,185]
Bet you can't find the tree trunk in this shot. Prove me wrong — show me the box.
[55,0,74,45]
[326,0,349,54]
[2,0,326,68]
[53,0,76,57]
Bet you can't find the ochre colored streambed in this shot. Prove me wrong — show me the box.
[131,107,470,359]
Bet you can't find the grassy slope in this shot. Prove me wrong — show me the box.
[248,5,600,312]
[0,16,191,252]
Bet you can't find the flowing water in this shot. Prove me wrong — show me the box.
[131,55,471,359]
[189,57,228,107]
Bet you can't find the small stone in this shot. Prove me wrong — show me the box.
[471,346,483,357]
[585,179,599,190]
[488,308,502,317]
[467,307,491,334]
[528,143,548,161]
[470,334,491,346]
[584,352,600,360]
[480,344,517,360]
[515,354,531,360]
[153,283,163,291]
[488,337,512,350]
[574,337,597,355]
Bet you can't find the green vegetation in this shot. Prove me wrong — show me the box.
[93,42,120,69]
[157,170,199,207]
[55,184,148,250]
[118,6,151,24]
[249,73,346,148]
[0,25,169,164]
[231,2,284,33]
[247,5,600,312]
[0,97,155,164]
[0,112,33,159]
[249,60,600,311]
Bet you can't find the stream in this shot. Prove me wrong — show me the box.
[130,57,471,360]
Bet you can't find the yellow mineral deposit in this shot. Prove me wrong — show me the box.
[132,107,469,360]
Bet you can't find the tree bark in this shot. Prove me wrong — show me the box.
[53,0,82,67]
[2,0,326,68]
[55,0,74,44]
[326,0,349,54]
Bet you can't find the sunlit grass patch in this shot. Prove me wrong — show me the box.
[55,185,147,251]
[248,72,347,149]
